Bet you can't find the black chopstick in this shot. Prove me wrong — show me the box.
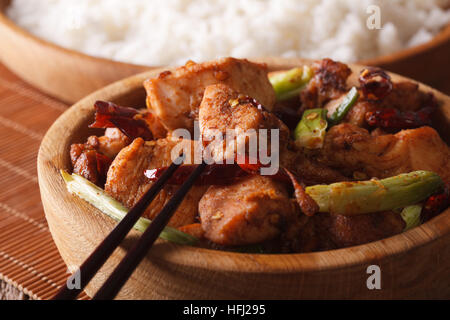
[93,162,207,300]
[52,154,185,300]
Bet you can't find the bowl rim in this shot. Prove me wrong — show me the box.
[2,0,450,70]
[37,58,450,274]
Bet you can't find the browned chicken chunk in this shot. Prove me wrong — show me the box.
[199,83,289,164]
[70,128,131,185]
[378,81,432,112]
[199,175,297,246]
[71,148,102,185]
[300,58,352,110]
[105,137,207,227]
[87,128,131,159]
[281,150,348,186]
[319,123,450,183]
[144,57,276,132]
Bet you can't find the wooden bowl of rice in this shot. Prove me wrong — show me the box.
[1,0,450,104]
[37,57,450,299]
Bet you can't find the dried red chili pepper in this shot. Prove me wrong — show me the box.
[284,168,319,216]
[237,154,264,175]
[89,101,153,141]
[236,154,288,178]
[359,67,393,101]
[421,185,449,222]
[236,152,292,182]
[90,100,138,127]
[365,106,434,129]
[108,117,153,141]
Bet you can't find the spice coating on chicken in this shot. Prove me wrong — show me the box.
[88,128,131,159]
[70,128,129,185]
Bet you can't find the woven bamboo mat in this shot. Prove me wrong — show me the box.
[0,63,89,300]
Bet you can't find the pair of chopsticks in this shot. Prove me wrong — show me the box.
[53,155,206,300]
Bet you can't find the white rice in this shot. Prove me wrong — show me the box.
[7,0,450,66]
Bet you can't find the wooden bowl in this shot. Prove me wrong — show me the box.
[361,24,450,91]
[37,58,450,299]
[1,0,449,103]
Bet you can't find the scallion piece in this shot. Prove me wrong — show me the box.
[60,170,198,245]
[305,171,443,215]
[400,204,422,231]
[328,87,359,126]
[269,65,313,101]
[294,108,328,149]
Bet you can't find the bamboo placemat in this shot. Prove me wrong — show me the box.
[0,63,89,300]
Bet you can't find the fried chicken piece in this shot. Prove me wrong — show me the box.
[86,128,131,159]
[319,123,450,183]
[144,57,276,132]
[280,149,348,186]
[70,128,130,185]
[105,137,207,227]
[300,58,351,110]
[199,83,289,164]
[199,175,297,246]
[379,81,431,112]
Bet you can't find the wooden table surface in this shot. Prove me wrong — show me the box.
[0,59,449,300]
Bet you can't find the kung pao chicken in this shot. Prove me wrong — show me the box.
[64,57,450,253]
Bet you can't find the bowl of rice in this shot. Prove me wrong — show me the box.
[1,0,449,103]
